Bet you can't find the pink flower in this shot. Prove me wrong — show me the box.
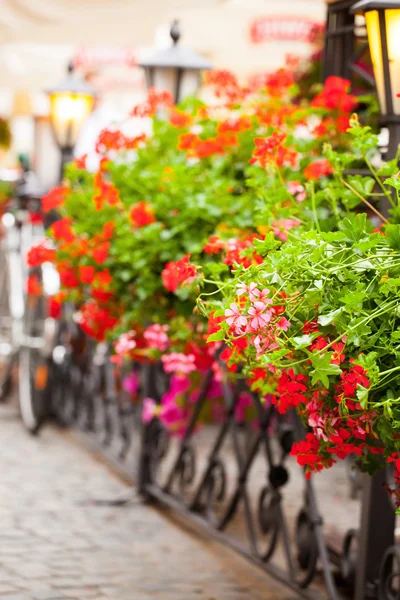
[254,333,278,358]
[212,360,223,382]
[161,352,196,377]
[247,301,272,332]
[237,282,271,303]
[235,392,253,422]
[144,323,170,351]
[142,397,157,424]
[115,331,137,356]
[224,303,247,332]
[271,218,301,242]
[287,180,306,203]
[276,317,291,331]
[160,402,186,428]
[236,282,258,297]
[122,372,139,395]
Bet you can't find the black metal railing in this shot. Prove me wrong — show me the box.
[46,328,400,600]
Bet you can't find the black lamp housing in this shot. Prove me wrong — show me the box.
[351,0,400,121]
[138,20,212,104]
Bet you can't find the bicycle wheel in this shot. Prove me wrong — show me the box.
[18,287,51,434]
[51,313,89,428]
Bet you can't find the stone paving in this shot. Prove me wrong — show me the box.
[0,403,299,600]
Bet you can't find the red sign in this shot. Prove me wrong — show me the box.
[250,17,323,44]
[73,46,136,69]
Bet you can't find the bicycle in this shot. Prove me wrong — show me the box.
[0,170,60,434]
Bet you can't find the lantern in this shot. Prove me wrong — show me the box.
[139,20,212,104]
[352,0,400,154]
[46,62,95,176]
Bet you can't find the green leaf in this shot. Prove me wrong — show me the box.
[207,330,225,343]
[339,291,366,306]
[385,175,400,191]
[356,385,369,409]
[318,308,343,327]
[260,348,291,364]
[252,233,280,255]
[385,224,400,250]
[292,334,314,349]
[339,214,371,242]
[310,352,342,388]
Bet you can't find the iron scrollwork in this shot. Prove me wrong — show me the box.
[139,359,341,600]
[55,332,393,600]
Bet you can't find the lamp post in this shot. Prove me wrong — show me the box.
[352,0,400,157]
[138,20,212,104]
[343,9,400,598]
[46,62,96,181]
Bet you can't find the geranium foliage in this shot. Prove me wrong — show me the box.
[202,114,400,504]
[33,66,392,485]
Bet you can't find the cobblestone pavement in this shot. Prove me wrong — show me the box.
[0,404,298,600]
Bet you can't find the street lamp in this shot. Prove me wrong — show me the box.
[138,20,212,104]
[46,62,96,179]
[352,0,400,156]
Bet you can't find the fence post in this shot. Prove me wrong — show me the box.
[136,362,161,497]
[354,469,395,599]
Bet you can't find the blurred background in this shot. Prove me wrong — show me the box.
[0,0,326,189]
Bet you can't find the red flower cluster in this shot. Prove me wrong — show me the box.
[217,117,252,134]
[178,132,238,159]
[203,70,244,103]
[130,201,156,227]
[26,241,56,268]
[50,218,75,243]
[304,159,332,180]
[223,236,263,269]
[131,87,173,118]
[92,241,110,264]
[249,133,298,169]
[162,254,197,292]
[264,68,295,98]
[95,129,147,154]
[312,76,357,113]
[291,433,334,478]
[41,186,68,213]
[76,300,118,342]
[169,108,192,128]
[274,369,308,414]
[74,154,87,169]
[203,235,226,255]
[57,262,79,288]
[336,364,370,406]
[93,171,120,211]
[78,265,95,284]
[255,102,299,129]
[26,273,42,296]
[220,336,249,373]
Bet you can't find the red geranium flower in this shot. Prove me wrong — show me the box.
[130,201,156,227]
[203,235,226,255]
[304,159,332,180]
[41,186,68,213]
[26,241,56,268]
[26,273,42,296]
[162,254,197,292]
[91,241,110,265]
[58,264,79,288]
[78,266,96,284]
[50,218,75,243]
[169,109,192,128]
[249,132,297,168]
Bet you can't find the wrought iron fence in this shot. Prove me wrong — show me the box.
[46,326,400,600]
